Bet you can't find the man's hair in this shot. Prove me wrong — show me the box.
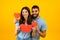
[32,5,39,10]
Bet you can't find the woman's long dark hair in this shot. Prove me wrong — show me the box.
[19,7,32,25]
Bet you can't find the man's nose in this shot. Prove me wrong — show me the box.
[34,12,36,14]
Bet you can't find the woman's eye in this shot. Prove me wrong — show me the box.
[32,11,34,12]
[22,12,24,13]
[25,11,28,13]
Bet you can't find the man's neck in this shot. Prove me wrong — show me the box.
[35,16,40,20]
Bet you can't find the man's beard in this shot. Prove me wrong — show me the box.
[31,14,38,19]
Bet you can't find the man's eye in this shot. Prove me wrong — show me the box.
[32,11,34,12]
[35,10,37,12]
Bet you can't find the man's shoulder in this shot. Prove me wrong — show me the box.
[38,17,46,23]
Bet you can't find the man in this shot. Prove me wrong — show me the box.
[31,5,47,40]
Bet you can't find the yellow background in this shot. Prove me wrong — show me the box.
[0,0,60,40]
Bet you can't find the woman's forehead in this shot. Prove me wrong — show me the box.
[22,9,28,12]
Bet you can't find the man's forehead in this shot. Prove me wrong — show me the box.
[32,8,38,11]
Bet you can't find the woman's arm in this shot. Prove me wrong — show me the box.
[14,26,20,35]
[14,18,20,35]
[14,18,18,24]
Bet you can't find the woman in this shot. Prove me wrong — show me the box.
[14,7,37,40]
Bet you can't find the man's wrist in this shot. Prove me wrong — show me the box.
[33,30,35,33]
[37,29,40,33]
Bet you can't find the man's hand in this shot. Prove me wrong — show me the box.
[35,27,40,32]
[32,27,36,37]
[32,27,36,32]
[35,27,46,38]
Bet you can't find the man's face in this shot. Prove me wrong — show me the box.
[32,8,39,19]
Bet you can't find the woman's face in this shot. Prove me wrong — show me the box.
[22,9,29,19]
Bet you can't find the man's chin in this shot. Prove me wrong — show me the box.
[31,15,38,19]
[32,16,37,19]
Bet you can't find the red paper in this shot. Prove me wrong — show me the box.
[32,22,38,27]
[20,24,32,33]
[14,13,20,18]
[20,22,38,33]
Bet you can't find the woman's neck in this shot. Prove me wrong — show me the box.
[24,18,27,23]
[25,19,27,25]
[25,18,27,21]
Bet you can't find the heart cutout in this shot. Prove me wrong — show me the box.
[20,22,38,33]
[20,24,32,33]
[32,22,38,27]
[14,13,20,18]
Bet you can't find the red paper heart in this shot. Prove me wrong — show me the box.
[20,22,38,33]
[20,24,32,33]
[14,13,20,18]
[32,22,38,27]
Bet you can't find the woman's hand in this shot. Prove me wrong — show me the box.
[14,18,18,24]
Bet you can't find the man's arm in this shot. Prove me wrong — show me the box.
[36,21,47,38]
[36,28,46,38]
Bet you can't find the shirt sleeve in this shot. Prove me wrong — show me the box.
[40,21,47,31]
[15,21,19,27]
[15,21,21,34]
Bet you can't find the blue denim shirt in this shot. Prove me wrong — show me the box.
[16,21,31,39]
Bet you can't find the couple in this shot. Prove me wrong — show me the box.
[14,5,47,40]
